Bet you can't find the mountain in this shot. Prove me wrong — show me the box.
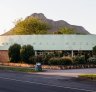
[3,13,90,35]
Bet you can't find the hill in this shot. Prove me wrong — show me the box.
[3,13,90,35]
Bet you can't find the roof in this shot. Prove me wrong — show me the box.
[0,35,96,50]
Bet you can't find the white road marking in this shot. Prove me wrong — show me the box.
[23,74,69,80]
[0,77,95,92]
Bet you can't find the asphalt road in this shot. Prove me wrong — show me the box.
[0,70,96,92]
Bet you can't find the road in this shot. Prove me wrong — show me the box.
[0,70,96,92]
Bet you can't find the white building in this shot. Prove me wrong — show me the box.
[0,35,96,62]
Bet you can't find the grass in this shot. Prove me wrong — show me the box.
[79,74,96,80]
[0,66,36,72]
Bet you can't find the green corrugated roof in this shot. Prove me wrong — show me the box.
[0,35,96,50]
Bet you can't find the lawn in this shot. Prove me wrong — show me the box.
[0,66,35,72]
[79,74,96,80]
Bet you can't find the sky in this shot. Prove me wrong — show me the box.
[0,0,96,35]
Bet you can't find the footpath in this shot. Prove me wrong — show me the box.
[37,68,96,77]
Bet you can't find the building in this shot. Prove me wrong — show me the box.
[0,35,96,62]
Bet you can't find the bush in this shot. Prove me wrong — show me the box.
[28,56,36,64]
[48,58,61,65]
[8,43,21,63]
[73,55,86,64]
[35,55,43,64]
[43,53,55,65]
[48,57,73,65]
[28,55,44,64]
[20,45,35,63]
[93,46,96,55]
[87,57,96,64]
[61,57,73,65]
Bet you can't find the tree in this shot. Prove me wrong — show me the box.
[9,17,50,35]
[20,45,35,63]
[8,43,21,63]
[93,46,96,56]
[56,27,75,34]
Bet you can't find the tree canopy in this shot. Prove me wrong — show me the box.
[55,27,75,34]
[10,17,50,35]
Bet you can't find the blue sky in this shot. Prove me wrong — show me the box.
[0,0,96,34]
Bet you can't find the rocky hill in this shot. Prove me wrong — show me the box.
[3,13,90,35]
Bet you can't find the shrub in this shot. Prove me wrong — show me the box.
[20,45,35,63]
[8,43,21,63]
[93,46,96,55]
[36,55,43,64]
[28,55,44,64]
[28,56,36,64]
[73,55,86,64]
[48,57,73,65]
[87,57,96,64]
[43,53,55,65]
[48,58,61,65]
[61,57,73,65]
